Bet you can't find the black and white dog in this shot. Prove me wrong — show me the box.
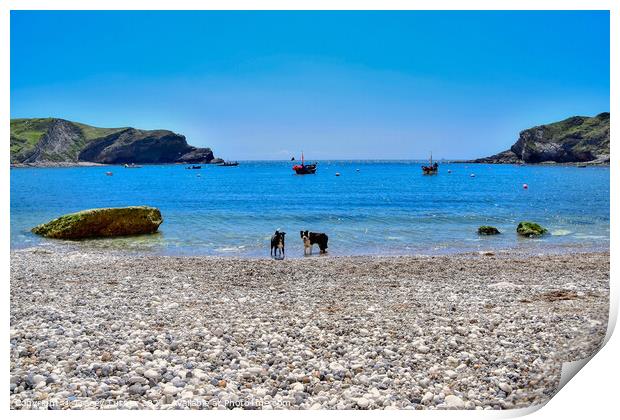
[300,230,329,255]
[270,230,286,259]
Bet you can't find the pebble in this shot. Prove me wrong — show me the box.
[356,397,370,408]
[445,395,465,409]
[143,369,160,381]
[498,383,513,394]
[291,383,305,392]
[128,384,145,396]
[163,385,179,396]
[422,391,434,403]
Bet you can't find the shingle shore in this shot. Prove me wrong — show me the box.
[10,249,609,410]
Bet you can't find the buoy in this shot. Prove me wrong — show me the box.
[448,169,452,173]
[335,172,341,177]
[523,183,528,189]
[356,169,360,172]
[105,172,113,176]
[470,173,475,177]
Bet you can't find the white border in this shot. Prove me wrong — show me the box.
[2,1,616,419]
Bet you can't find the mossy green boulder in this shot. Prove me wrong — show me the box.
[478,226,500,235]
[516,222,547,237]
[32,206,163,239]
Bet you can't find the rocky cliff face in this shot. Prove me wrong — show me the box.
[77,128,214,164]
[10,118,217,165]
[471,113,609,164]
[21,119,86,163]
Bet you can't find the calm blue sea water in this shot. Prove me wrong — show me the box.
[10,161,609,257]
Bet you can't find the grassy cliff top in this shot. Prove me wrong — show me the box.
[10,118,128,162]
[528,112,609,144]
[72,121,129,141]
[10,118,55,155]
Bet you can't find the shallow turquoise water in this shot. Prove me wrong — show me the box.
[10,161,609,257]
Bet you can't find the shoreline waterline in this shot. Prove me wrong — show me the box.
[10,242,611,260]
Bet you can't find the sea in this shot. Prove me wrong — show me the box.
[10,161,610,257]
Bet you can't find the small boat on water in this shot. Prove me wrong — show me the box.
[293,153,317,175]
[186,165,202,169]
[219,161,239,167]
[421,153,438,175]
[124,163,142,169]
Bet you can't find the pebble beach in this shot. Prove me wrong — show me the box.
[10,249,609,410]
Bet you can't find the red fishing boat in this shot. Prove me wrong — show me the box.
[422,153,438,175]
[293,152,317,175]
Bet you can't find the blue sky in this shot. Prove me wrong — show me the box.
[11,11,609,160]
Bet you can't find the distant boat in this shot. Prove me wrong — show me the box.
[124,163,142,168]
[186,165,202,169]
[105,171,113,176]
[219,161,239,167]
[421,153,438,175]
[293,152,317,175]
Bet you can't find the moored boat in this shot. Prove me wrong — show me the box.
[422,153,438,175]
[293,153,317,175]
[219,161,239,167]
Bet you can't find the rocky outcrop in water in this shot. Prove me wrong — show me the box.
[516,222,547,237]
[478,226,500,235]
[31,206,163,239]
[10,118,217,165]
[470,113,609,165]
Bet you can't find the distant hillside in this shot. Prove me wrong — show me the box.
[10,118,217,165]
[470,112,609,164]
